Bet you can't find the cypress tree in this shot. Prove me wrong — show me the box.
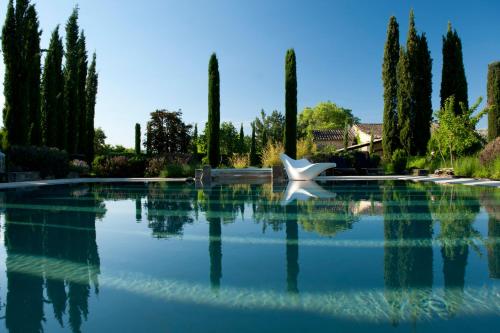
[192,123,198,156]
[239,123,245,153]
[440,22,468,114]
[414,33,433,155]
[249,123,259,166]
[207,53,220,167]
[64,8,80,154]
[397,47,413,154]
[1,0,27,147]
[284,49,297,159]
[41,27,65,148]
[135,123,141,155]
[85,53,98,162]
[76,31,88,154]
[25,4,42,145]
[487,62,500,140]
[382,16,400,159]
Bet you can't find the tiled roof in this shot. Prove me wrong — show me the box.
[355,123,383,138]
[312,129,356,142]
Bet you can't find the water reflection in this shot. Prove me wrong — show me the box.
[0,181,498,331]
[3,186,102,333]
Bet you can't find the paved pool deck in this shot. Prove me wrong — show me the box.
[0,175,498,189]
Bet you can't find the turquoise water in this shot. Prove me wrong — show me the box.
[0,181,499,332]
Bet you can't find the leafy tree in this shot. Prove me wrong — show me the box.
[249,123,259,166]
[93,127,106,155]
[135,123,141,154]
[429,96,488,166]
[298,101,358,138]
[76,31,88,154]
[284,49,297,159]
[487,62,500,141]
[254,109,285,150]
[220,121,238,156]
[85,53,98,161]
[207,53,220,167]
[145,110,192,156]
[382,16,400,159]
[41,27,65,148]
[441,22,468,114]
[64,7,80,154]
[2,0,28,146]
[414,33,433,155]
[26,4,42,145]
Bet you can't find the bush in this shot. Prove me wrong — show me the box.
[297,138,317,159]
[391,149,407,174]
[491,157,500,180]
[159,164,195,178]
[407,156,427,170]
[145,157,166,177]
[92,155,146,177]
[261,142,284,167]
[7,145,69,178]
[69,159,90,175]
[229,154,249,169]
[454,156,482,178]
[479,137,500,166]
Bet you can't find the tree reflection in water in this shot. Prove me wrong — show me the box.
[3,185,103,333]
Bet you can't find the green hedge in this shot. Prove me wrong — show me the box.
[7,145,69,178]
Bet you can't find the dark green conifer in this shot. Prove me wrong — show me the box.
[85,53,98,161]
[249,123,259,166]
[238,124,245,153]
[76,31,88,154]
[382,16,400,159]
[284,49,297,159]
[487,62,500,140]
[441,22,468,114]
[207,53,220,167]
[397,47,413,154]
[41,27,65,148]
[135,123,141,155]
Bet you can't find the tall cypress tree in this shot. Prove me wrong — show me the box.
[76,31,88,155]
[382,16,400,159]
[41,27,65,148]
[135,123,141,155]
[25,4,42,145]
[441,22,468,114]
[414,33,433,155]
[85,53,98,162]
[397,47,413,154]
[207,53,220,167]
[64,8,80,154]
[487,62,500,141]
[192,123,198,156]
[284,49,297,159]
[249,123,259,166]
[238,123,245,153]
[1,0,26,147]
[15,0,30,142]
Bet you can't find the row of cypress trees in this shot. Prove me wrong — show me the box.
[382,10,433,159]
[206,49,298,167]
[2,1,98,161]
[487,62,500,141]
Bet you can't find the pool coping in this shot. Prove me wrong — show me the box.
[0,175,498,189]
[0,177,189,189]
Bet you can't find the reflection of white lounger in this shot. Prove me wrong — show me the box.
[280,154,336,181]
[282,181,337,204]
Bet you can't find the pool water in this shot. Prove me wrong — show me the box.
[0,181,499,332]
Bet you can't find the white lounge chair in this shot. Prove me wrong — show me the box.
[280,154,336,181]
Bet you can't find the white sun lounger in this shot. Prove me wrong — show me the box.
[280,154,336,181]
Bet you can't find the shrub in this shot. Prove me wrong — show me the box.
[159,164,195,178]
[297,138,317,159]
[7,145,69,178]
[229,154,249,169]
[454,156,482,178]
[69,159,90,175]
[479,137,500,166]
[145,157,166,177]
[491,157,500,180]
[391,149,407,174]
[261,142,284,167]
[407,156,427,170]
[92,155,146,178]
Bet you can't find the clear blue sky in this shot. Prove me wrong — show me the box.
[1,0,499,147]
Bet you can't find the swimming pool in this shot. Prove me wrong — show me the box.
[0,180,498,332]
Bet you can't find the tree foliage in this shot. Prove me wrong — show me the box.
[207,53,220,167]
[487,62,500,141]
[382,16,400,159]
[254,109,285,149]
[85,53,98,161]
[145,110,192,156]
[429,96,488,166]
[76,31,88,154]
[26,4,42,145]
[41,27,65,148]
[135,123,141,155]
[284,49,297,159]
[298,101,358,138]
[249,123,259,166]
[440,22,468,114]
[219,121,238,156]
